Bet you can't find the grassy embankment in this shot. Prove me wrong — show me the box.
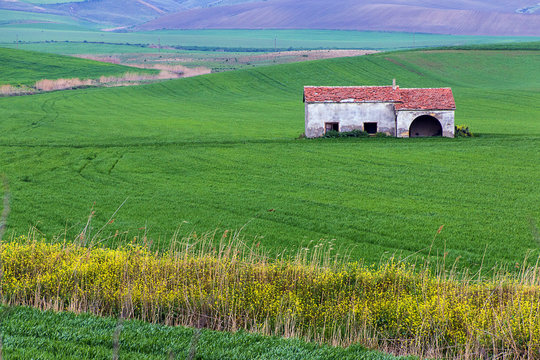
[1,46,539,272]
[1,306,405,359]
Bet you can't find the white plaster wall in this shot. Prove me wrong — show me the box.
[396,110,455,138]
[305,102,396,138]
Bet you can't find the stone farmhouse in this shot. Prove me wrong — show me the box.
[303,82,456,138]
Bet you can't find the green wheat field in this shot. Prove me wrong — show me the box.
[1,46,539,271]
[0,39,539,358]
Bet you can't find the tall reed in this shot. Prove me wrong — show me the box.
[1,232,539,359]
[0,72,182,97]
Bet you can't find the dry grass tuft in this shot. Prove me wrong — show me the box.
[34,73,173,91]
[1,70,183,97]
[34,78,94,91]
[0,84,33,96]
[0,85,15,96]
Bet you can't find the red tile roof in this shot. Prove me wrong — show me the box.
[303,86,455,110]
[395,88,455,110]
[304,86,401,103]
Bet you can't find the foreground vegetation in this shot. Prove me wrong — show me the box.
[1,236,539,358]
[1,306,404,360]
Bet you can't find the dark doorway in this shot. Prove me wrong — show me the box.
[363,122,377,134]
[325,122,339,133]
[409,115,442,137]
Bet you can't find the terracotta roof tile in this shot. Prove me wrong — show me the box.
[395,88,455,110]
[303,86,456,110]
[303,86,401,103]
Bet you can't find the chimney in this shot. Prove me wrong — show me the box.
[392,78,397,90]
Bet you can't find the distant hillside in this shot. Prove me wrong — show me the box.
[0,0,265,27]
[137,0,540,36]
[2,0,540,34]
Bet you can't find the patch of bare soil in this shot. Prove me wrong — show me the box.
[237,49,378,62]
[75,49,376,76]
[74,55,212,78]
[169,49,378,66]
[134,64,212,77]
[6,49,375,97]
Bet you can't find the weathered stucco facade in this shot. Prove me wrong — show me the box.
[305,102,396,137]
[304,85,455,138]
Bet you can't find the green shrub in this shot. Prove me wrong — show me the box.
[455,125,474,137]
[322,130,340,138]
[346,129,370,137]
[322,129,369,138]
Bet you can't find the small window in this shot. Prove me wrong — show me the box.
[364,122,377,134]
[325,122,339,133]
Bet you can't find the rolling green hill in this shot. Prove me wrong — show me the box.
[0,47,539,272]
[0,47,155,86]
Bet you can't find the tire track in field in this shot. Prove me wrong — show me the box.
[108,153,125,175]
[25,93,70,131]
[384,57,425,76]
[251,70,289,91]
[37,97,59,127]
[22,97,57,131]
[77,155,95,179]
[76,151,127,181]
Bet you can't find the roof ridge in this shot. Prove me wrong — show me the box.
[304,86,452,90]
[303,85,395,88]
[304,85,452,90]
[399,87,453,90]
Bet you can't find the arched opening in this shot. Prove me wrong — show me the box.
[409,115,442,137]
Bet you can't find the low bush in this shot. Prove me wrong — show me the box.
[455,125,474,137]
[1,235,539,358]
[323,129,369,138]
